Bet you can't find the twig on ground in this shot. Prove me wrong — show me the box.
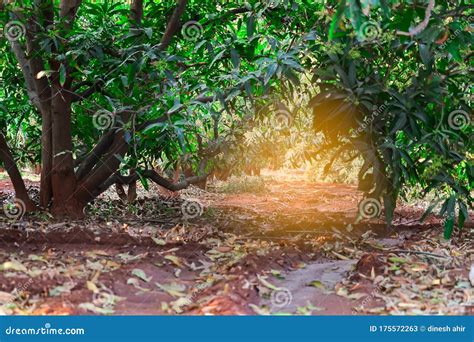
[385,249,449,259]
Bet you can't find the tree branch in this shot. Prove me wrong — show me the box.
[96,169,208,196]
[70,80,106,102]
[75,131,130,204]
[158,0,188,51]
[75,129,116,181]
[0,132,37,211]
[137,93,226,132]
[9,41,42,111]
[59,0,83,30]
[130,0,144,27]
[397,0,435,36]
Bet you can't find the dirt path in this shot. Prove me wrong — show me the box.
[0,171,472,315]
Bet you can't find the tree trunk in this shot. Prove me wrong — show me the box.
[115,183,128,202]
[0,133,37,212]
[50,81,79,218]
[40,107,53,208]
[75,131,129,205]
[127,168,137,202]
[130,0,144,26]
[3,0,196,219]
[22,9,54,209]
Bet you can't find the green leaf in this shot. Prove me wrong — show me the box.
[443,195,456,239]
[59,64,66,86]
[420,199,441,222]
[168,99,183,114]
[210,50,226,67]
[264,63,278,85]
[247,15,256,38]
[143,122,166,133]
[49,282,75,297]
[458,200,468,229]
[307,280,326,289]
[388,257,408,264]
[151,237,166,246]
[144,27,153,39]
[132,268,152,282]
[155,282,186,297]
[257,275,279,291]
[136,171,149,191]
[390,113,407,134]
[230,48,240,70]
[328,0,346,41]
[419,44,431,66]
[445,41,463,62]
